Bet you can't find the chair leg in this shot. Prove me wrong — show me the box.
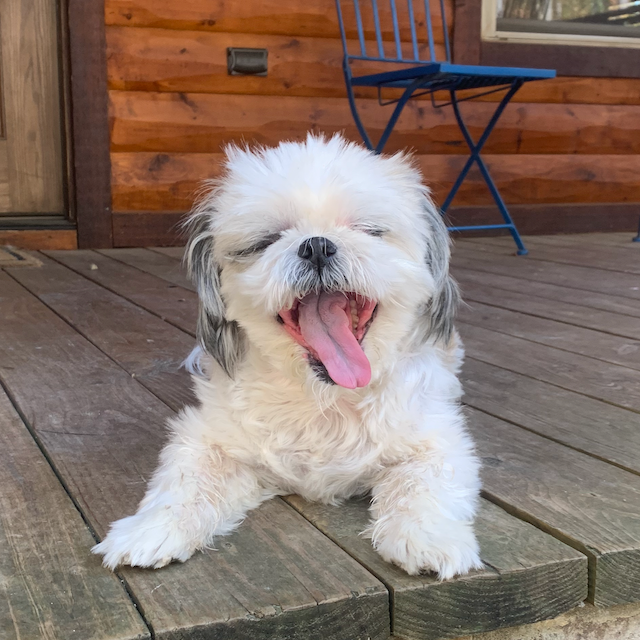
[443,81,529,256]
[343,60,424,154]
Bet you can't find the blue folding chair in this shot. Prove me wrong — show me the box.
[335,0,556,255]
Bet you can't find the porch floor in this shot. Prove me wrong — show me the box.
[0,233,639,640]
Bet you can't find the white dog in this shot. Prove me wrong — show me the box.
[93,134,482,579]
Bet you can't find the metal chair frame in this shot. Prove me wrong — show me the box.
[336,0,556,255]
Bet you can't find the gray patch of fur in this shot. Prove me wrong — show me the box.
[183,209,246,378]
[419,199,460,345]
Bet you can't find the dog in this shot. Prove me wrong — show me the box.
[93,134,482,579]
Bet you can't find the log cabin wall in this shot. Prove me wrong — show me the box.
[104,0,640,247]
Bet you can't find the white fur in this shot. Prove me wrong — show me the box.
[93,135,482,579]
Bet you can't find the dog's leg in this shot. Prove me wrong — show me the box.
[368,422,482,579]
[93,408,269,570]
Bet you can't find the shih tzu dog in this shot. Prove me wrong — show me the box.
[93,134,482,579]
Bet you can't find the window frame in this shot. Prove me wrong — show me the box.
[453,0,640,77]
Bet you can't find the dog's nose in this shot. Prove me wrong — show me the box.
[298,236,337,271]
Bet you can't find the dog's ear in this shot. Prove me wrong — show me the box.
[184,211,246,377]
[419,199,460,344]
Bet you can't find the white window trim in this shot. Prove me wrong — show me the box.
[481,0,640,49]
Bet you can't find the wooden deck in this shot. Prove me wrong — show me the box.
[1,233,639,640]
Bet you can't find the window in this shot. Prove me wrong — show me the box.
[482,0,640,46]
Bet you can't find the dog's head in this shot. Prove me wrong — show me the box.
[185,134,458,390]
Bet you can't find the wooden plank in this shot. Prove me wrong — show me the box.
[149,246,185,260]
[0,229,77,250]
[109,90,640,156]
[458,300,640,372]
[540,232,640,248]
[468,407,640,607]
[104,0,452,42]
[0,0,64,213]
[113,211,187,247]
[452,245,640,301]
[461,358,640,476]
[68,0,113,248]
[457,236,640,275]
[10,252,195,413]
[18,251,589,640]
[110,150,640,213]
[0,268,390,640]
[106,26,445,98]
[98,247,195,290]
[463,358,640,474]
[458,323,640,411]
[47,249,198,333]
[286,496,586,640]
[451,255,640,319]
[104,26,640,106]
[454,268,640,340]
[0,386,149,640]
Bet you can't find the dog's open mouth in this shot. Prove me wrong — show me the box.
[278,291,377,389]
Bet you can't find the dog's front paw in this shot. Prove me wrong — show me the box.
[371,517,482,579]
[92,508,198,570]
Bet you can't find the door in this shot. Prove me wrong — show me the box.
[0,0,64,216]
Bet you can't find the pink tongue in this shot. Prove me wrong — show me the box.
[298,292,371,389]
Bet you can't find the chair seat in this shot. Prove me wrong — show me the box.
[350,62,556,91]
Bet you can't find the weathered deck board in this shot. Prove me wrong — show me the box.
[46,249,198,334]
[452,245,640,303]
[8,252,195,412]
[286,497,586,640]
[458,323,640,411]
[454,268,640,340]
[97,248,195,291]
[462,358,640,476]
[12,253,591,640]
[458,301,640,371]
[148,246,185,260]
[452,257,640,319]
[470,408,640,607]
[0,386,149,640]
[457,237,640,275]
[0,268,389,640]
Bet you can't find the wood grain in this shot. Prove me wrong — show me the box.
[458,322,640,411]
[10,252,196,413]
[286,496,586,640]
[0,268,390,640]
[148,246,186,260]
[109,91,640,156]
[47,249,199,333]
[452,245,640,301]
[541,232,640,248]
[10,250,589,639]
[458,300,640,372]
[98,247,195,291]
[452,253,640,318]
[105,27,640,105]
[462,358,640,476]
[68,0,113,247]
[458,237,640,275]
[104,0,453,42]
[469,408,640,606]
[454,268,640,339]
[0,0,64,213]
[0,385,149,640]
[110,150,640,214]
[0,229,77,250]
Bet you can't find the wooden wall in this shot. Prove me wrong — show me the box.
[104,0,640,246]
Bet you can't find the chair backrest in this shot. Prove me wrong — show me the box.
[335,0,451,65]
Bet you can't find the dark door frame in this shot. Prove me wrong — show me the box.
[66,0,113,248]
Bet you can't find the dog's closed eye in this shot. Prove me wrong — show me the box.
[229,233,283,258]
[355,225,389,238]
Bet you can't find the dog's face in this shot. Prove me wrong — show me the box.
[186,135,458,390]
